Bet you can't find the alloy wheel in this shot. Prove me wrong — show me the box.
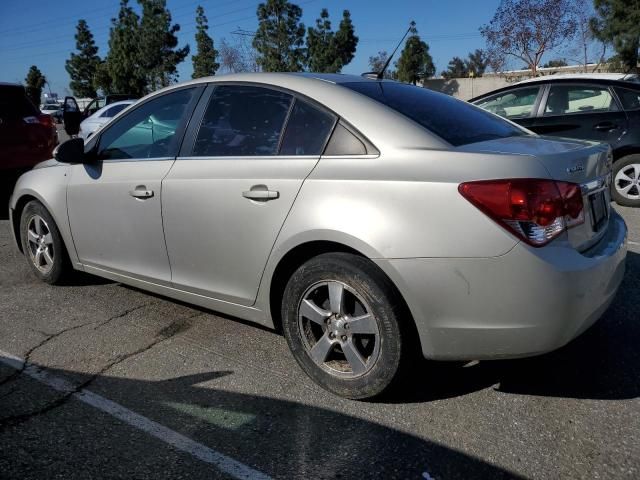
[26,214,55,274]
[614,163,640,200]
[297,280,381,378]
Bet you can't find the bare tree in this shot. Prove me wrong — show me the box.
[560,0,607,72]
[218,36,260,74]
[480,0,577,75]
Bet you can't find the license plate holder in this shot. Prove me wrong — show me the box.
[589,190,608,231]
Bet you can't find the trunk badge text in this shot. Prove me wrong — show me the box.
[567,163,585,174]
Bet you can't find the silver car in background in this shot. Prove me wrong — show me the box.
[9,73,627,399]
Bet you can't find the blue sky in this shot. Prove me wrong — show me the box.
[0,0,502,96]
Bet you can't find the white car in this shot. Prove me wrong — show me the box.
[39,103,63,123]
[79,100,135,139]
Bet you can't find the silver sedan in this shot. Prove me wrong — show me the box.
[9,73,628,399]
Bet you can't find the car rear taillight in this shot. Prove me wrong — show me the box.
[37,113,54,129]
[458,179,584,247]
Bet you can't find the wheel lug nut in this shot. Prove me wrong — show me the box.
[341,335,347,341]
[329,332,335,339]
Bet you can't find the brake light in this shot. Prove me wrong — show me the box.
[458,179,584,247]
[37,113,54,128]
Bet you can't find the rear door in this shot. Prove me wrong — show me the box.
[531,83,628,148]
[162,84,337,305]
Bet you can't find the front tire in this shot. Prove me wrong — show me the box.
[282,253,408,399]
[611,155,640,207]
[20,200,71,285]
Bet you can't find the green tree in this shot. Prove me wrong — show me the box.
[591,0,640,73]
[306,9,358,73]
[25,65,46,106]
[104,0,146,96]
[93,61,113,94]
[65,20,101,98]
[334,10,358,71]
[192,5,219,78]
[441,56,468,79]
[253,0,306,72]
[466,49,488,76]
[542,58,568,68]
[138,0,190,90]
[395,24,435,85]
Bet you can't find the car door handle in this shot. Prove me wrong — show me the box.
[129,186,154,199]
[242,186,279,201]
[594,122,618,132]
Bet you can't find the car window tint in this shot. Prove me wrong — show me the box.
[193,85,292,157]
[280,99,336,155]
[98,88,195,160]
[474,87,540,119]
[544,85,619,116]
[101,103,129,118]
[614,87,640,111]
[342,82,526,147]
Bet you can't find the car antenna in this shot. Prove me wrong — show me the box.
[362,21,415,80]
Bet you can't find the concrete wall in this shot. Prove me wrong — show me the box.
[422,77,511,101]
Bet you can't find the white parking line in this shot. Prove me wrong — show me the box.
[0,350,271,480]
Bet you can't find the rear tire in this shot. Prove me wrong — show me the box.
[611,155,640,207]
[20,200,71,285]
[281,252,410,400]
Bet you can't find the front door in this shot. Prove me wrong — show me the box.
[162,85,337,305]
[67,87,201,284]
[531,83,628,148]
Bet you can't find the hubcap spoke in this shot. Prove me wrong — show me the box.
[342,339,367,376]
[34,249,43,267]
[620,183,634,194]
[328,282,344,315]
[299,299,331,325]
[27,230,39,245]
[43,249,54,266]
[309,333,334,364]
[33,217,42,235]
[42,233,53,246]
[347,314,377,334]
[617,171,634,183]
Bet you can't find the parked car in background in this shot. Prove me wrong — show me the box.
[82,94,137,119]
[470,75,640,207]
[39,103,63,123]
[79,100,135,140]
[0,83,57,172]
[11,73,627,399]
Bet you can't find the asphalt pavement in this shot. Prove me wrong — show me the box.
[0,157,638,479]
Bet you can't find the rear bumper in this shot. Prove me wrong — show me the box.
[376,211,628,360]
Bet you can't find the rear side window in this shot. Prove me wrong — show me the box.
[614,87,640,111]
[544,85,619,115]
[342,82,526,147]
[474,87,540,119]
[280,99,336,155]
[101,103,129,118]
[193,85,292,157]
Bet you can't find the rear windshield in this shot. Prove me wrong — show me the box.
[0,85,38,119]
[341,82,527,146]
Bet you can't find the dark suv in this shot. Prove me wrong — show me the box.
[471,76,640,207]
[0,83,57,172]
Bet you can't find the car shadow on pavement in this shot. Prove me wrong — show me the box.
[0,362,524,479]
[386,250,640,404]
[0,171,24,221]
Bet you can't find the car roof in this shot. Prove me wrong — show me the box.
[515,73,640,85]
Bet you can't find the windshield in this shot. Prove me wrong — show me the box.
[342,81,528,146]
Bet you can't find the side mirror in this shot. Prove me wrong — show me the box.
[63,96,82,136]
[53,138,91,164]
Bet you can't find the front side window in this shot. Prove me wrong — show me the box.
[193,85,293,157]
[280,99,336,155]
[474,87,541,119]
[544,85,619,116]
[343,82,526,147]
[97,88,196,160]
